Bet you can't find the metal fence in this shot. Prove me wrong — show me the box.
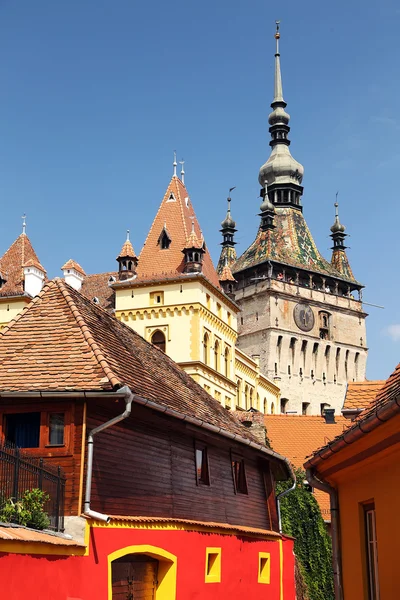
[0,441,65,532]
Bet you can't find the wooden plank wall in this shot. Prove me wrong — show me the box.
[87,402,273,531]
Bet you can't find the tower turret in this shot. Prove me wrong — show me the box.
[330,201,355,280]
[117,231,138,281]
[217,189,237,275]
[182,222,205,274]
[258,22,304,211]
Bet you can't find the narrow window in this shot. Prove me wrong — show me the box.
[280,398,288,414]
[355,352,360,379]
[151,330,166,352]
[5,412,40,448]
[244,384,249,409]
[258,552,271,584]
[302,402,310,415]
[336,347,341,377]
[206,294,211,309]
[301,340,307,370]
[49,413,65,446]
[288,365,291,375]
[364,502,380,599]
[263,398,267,414]
[205,548,221,583]
[236,379,242,407]
[313,342,319,373]
[274,362,278,375]
[214,339,220,371]
[232,458,248,494]
[271,402,275,414]
[345,349,350,379]
[290,337,296,368]
[195,446,210,486]
[217,303,222,318]
[203,333,209,364]
[249,388,254,408]
[224,347,230,377]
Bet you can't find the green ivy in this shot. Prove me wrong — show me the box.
[0,488,50,530]
[276,468,334,600]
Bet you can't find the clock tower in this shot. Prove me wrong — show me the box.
[224,24,368,416]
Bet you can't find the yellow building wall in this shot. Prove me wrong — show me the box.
[0,299,29,330]
[319,414,400,600]
[115,279,280,414]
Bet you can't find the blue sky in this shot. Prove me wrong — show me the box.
[0,0,399,380]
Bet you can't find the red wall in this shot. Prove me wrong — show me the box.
[0,527,295,600]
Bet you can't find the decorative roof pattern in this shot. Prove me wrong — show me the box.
[343,380,385,412]
[266,414,349,520]
[138,177,220,288]
[0,278,264,444]
[61,259,86,277]
[80,271,117,311]
[0,233,43,298]
[232,208,359,283]
[217,246,237,275]
[219,263,236,282]
[331,249,355,281]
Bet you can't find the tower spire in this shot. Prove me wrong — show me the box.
[330,195,347,250]
[179,159,185,185]
[273,21,284,104]
[22,214,26,235]
[217,188,237,275]
[173,151,177,177]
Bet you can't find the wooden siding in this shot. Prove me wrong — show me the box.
[87,402,274,531]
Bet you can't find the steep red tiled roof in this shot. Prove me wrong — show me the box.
[138,177,220,288]
[117,239,137,259]
[23,258,47,273]
[266,414,349,520]
[0,279,265,445]
[219,264,236,282]
[61,259,86,277]
[81,271,117,311]
[343,380,385,412]
[0,233,43,297]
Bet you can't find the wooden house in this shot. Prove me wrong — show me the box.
[0,278,295,600]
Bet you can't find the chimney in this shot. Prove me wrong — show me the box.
[61,260,86,291]
[324,408,336,424]
[23,261,46,297]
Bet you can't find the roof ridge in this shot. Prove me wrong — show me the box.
[0,278,55,336]
[175,177,188,240]
[54,278,122,389]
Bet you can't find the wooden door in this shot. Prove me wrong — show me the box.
[112,554,158,600]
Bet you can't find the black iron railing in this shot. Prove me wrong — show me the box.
[0,442,65,532]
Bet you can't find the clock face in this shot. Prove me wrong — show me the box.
[293,303,315,332]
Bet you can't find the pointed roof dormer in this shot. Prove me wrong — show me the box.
[330,201,355,281]
[182,222,206,274]
[138,155,220,287]
[0,219,45,298]
[116,231,138,281]
[219,259,236,298]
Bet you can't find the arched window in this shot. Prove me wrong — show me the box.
[236,379,242,407]
[244,385,249,410]
[151,330,166,353]
[203,333,209,365]
[214,340,220,371]
[271,402,275,414]
[250,388,254,408]
[263,398,267,414]
[224,347,230,378]
[256,393,260,411]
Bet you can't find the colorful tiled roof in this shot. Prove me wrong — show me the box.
[80,271,117,311]
[0,278,267,446]
[217,246,237,275]
[0,233,43,297]
[232,208,359,284]
[266,414,349,520]
[219,264,236,282]
[343,380,385,412]
[61,259,86,277]
[138,177,220,288]
[331,248,355,281]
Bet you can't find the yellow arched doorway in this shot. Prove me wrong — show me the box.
[108,545,177,600]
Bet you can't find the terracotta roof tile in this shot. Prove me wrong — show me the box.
[23,258,47,273]
[0,279,264,446]
[61,259,86,276]
[343,380,385,411]
[117,239,137,259]
[138,177,220,288]
[0,525,84,547]
[0,234,43,297]
[81,271,117,311]
[266,414,349,520]
[219,264,236,282]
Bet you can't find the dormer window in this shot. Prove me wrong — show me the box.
[167,192,176,202]
[158,228,172,250]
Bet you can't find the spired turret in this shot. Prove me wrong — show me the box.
[330,201,355,281]
[258,22,304,211]
[217,190,237,275]
[117,231,138,281]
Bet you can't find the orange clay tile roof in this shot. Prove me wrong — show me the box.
[80,271,117,311]
[343,380,385,412]
[0,278,262,444]
[138,176,220,289]
[61,259,86,276]
[219,264,236,282]
[23,258,47,273]
[266,414,350,521]
[0,233,43,298]
[0,525,84,547]
[117,238,137,259]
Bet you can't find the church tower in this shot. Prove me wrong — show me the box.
[229,24,368,416]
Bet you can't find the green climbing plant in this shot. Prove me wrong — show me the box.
[276,468,334,600]
[0,488,50,530]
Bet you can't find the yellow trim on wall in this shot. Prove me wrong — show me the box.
[107,544,177,600]
[279,538,284,600]
[0,541,86,556]
[77,400,87,515]
[205,547,221,583]
[258,552,271,584]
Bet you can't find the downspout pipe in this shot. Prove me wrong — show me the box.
[306,468,343,600]
[84,386,133,523]
[276,463,296,533]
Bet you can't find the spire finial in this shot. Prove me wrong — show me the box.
[179,159,185,185]
[273,20,284,104]
[126,229,130,241]
[227,186,236,212]
[173,151,177,177]
[275,20,280,55]
[22,214,26,235]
